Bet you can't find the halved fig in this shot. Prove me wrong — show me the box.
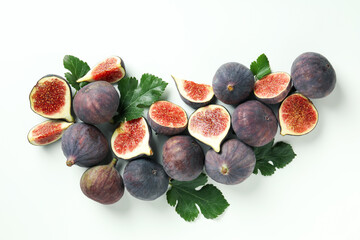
[77,56,126,84]
[254,72,292,104]
[147,101,188,136]
[28,120,73,146]
[188,104,231,152]
[279,93,318,136]
[111,117,153,160]
[171,75,215,108]
[29,75,74,122]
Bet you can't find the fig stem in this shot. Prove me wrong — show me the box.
[109,158,118,167]
[66,156,76,167]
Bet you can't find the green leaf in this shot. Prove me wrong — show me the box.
[253,139,296,176]
[113,74,168,123]
[166,173,229,222]
[250,53,271,79]
[63,55,90,90]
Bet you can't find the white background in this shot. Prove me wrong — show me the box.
[1,0,359,239]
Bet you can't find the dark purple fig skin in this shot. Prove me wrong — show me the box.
[162,135,204,181]
[73,81,119,125]
[179,93,215,109]
[61,123,109,167]
[232,100,277,147]
[80,159,124,204]
[205,139,256,185]
[123,159,169,201]
[212,62,254,105]
[147,101,188,136]
[291,52,336,98]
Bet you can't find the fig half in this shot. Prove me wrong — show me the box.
[28,120,73,146]
[29,75,74,122]
[188,104,231,152]
[254,72,292,104]
[171,75,215,108]
[111,117,153,160]
[77,56,126,84]
[279,93,318,136]
[147,101,188,136]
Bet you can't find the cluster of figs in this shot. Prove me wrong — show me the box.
[28,52,336,205]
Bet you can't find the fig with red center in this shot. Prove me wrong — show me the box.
[279,93,318,136]
[77,56,126,84]
[188,104,231,152]
[171,75,215,108]
[29,74,74,122]
[254,72,292,104]
[111,117,153,160]
[27,120,73,146]
[147,101,188,136]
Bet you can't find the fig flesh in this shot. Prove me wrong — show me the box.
[29,74,74,122]
[147,101,188,136]
[77,56,126,84]
[61,123,109,167]
[188,104,231,152]
[162,135,204,181]
[291,52,336,99]
[111,117,153,160]
[80,159,124,204]
[171,75,215,108]
[232,100,278,147]
[254,72,292,104]
[28,120,73,146]
[123,159,169,201]
[279,93,318,136]
[205,139,256,185]
[212,62,254,105]
[73,81,119,125]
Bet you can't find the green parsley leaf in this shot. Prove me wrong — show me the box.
[113,74,168,123]
[167,173,229,222]
[250,53,271,79]
[253,139,296,176]
[63,55,90,90]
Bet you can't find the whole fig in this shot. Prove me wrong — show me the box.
[80,159,124,204]
[61,123,109,167]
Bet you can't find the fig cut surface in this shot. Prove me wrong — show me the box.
[171,75,214,108]
[254,72,292,104]
[147,101,188,136]
[28,120,73,146]
[111,117,153,160]
[77,56,126,84]
[29,75,74,122]
[279,93,318,136]
[188,104,231,152]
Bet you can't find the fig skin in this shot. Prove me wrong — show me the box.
[205,139,256,185]
[171,75,215,109]
[291,52,336,99]
[61,123,109,167]
[254,72,292,104]
[80,159,124,205]
[212,62,254,105]
[123,159,169,201]
[162,135,204,181]
[232,100,278,147]
[111,117,153,160]
[73,81,119,125]
[28,120,73,146]
[147,101,188,136]
[29,74,74,122]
